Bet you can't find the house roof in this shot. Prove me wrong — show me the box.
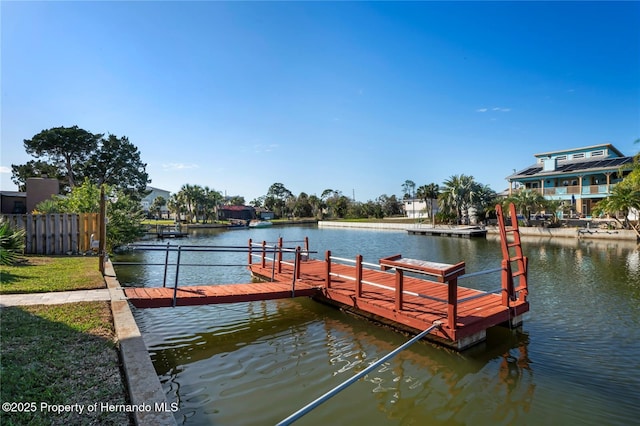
[533,143,625,159]
[507,156,633,180]
[145,186,171,194]
[0,191,26,197]
[220,205,254,211]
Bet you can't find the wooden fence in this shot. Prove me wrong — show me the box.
[1,213,100,255]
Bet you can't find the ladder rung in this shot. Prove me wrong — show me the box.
[509,256,523,262]
[512,271,526,277]
[507,243,521,248]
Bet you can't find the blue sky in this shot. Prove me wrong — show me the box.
[2,1,639,202]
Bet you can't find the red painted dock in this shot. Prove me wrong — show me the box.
[248,257,528,349]
[125,282,320,308]
[122,203,529,350]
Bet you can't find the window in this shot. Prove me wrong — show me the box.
[591,150,604,157]
[572,153,585,159]
[556,155,567,161]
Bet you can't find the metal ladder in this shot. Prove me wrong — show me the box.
[496,202,528,304]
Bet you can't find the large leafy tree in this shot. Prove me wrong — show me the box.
[265,183,293,218]
[402,179,416,200]
[11,160,65,192]
[83,134,149,197]
[13,126,148,197]
[20,126,102,189]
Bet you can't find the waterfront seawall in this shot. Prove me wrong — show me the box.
[318,221,638,241]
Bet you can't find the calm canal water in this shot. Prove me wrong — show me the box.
[112,225,640,425]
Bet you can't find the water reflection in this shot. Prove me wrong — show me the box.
[115,226,640,426]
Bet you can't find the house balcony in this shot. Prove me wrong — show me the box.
[539,184,612,197]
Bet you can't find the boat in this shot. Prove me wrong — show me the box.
[227,219,249,229]
[249,220,273,228]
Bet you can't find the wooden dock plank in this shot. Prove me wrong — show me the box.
[124,282,320,308]
[249,259,529,346]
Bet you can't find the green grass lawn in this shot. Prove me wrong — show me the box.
[0,302,132,426]
[0,256,104,294]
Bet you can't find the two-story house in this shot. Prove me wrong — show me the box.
[141,186,172,218]
[506,144,633,217]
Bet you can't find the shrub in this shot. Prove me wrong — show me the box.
[0,219,25,265]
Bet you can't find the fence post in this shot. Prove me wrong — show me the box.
[295,246,302,280]
[98,186,106,275]
[248,239,253,265]
[325,250,332,288]
[355,255,363,298]
[261,240,267,268]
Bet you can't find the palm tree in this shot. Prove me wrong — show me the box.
[592,183,640,234]
[504,188,546,226]
[416,183,439,226]
[440,174,476,224]
[471,184,497,224]
[167,194,184,222]
[150,196,166,219]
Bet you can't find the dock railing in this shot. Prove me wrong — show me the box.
[248,237,310,281]
[324,251,509,331]
[114,239,315,307]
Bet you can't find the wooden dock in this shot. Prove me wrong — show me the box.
[248,255,527,350]
[122,204,528,350]
[407,225,487,238]
[125,282,319,308]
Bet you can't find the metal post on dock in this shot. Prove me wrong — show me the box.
[291,246,301,297]
[261,240,267,268]
[248,238,252,265]
[277,237,283,273]
[162,242,170,288]
[295,246,302,280]
[172,246,182,308]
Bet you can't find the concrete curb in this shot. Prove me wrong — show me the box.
[104,259,177,426]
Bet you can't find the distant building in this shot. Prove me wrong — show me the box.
[403,198,438,220]
[218,205,255,221]
[0,191,27,214]
[506,144,633,217]
[1,177,59,214]
[255,208,275,220]
[141,187,171,218]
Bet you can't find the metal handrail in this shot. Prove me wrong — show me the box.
[277,321,442,426]
[328,255,505,305]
